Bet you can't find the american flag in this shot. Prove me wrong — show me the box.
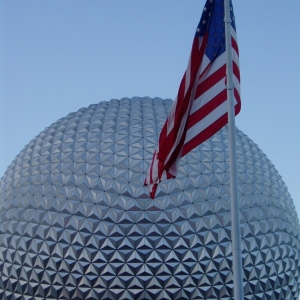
[145,0,241,199]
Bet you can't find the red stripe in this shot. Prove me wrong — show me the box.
[231,36,239,56]
[157,157,165,181]
[163,125,187,170]
[233,60,240,82]
[158,121,168,153]
[234,88,241,113]
[166,171,176,179]
[182,112,229,156]
[149,150,156,184]
[194,65,226,99]
[188,89,227,129]
[150,184,158,199]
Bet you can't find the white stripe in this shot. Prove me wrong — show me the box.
[168,160,178,177]
[148,150,159,184]
[198,54,211,77]
[185,56,191,96]
[234,73,240,96]
[198,53,226,84]
[231,28,238,45]
[232,49,239,67]
[231,29,240,62]
[190,77,226,115]
[185,97,238,144]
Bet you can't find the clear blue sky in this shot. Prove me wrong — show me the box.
[1,1,300,216]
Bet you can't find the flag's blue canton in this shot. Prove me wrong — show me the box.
[195,0,236,62]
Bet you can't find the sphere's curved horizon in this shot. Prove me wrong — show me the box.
[0,97,299,300]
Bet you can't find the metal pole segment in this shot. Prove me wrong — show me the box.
[224,0,244,299]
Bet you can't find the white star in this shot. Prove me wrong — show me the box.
[203,7,207,11]
[202,20,206,25]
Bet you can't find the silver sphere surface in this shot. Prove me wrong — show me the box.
[0,97,300,300]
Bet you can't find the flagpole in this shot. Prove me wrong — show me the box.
[224,0,244,299]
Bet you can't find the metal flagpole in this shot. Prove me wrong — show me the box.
[224,0,244,299]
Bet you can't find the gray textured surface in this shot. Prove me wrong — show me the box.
[0,97,299,299]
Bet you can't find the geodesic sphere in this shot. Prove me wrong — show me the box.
[0,97,299,300]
